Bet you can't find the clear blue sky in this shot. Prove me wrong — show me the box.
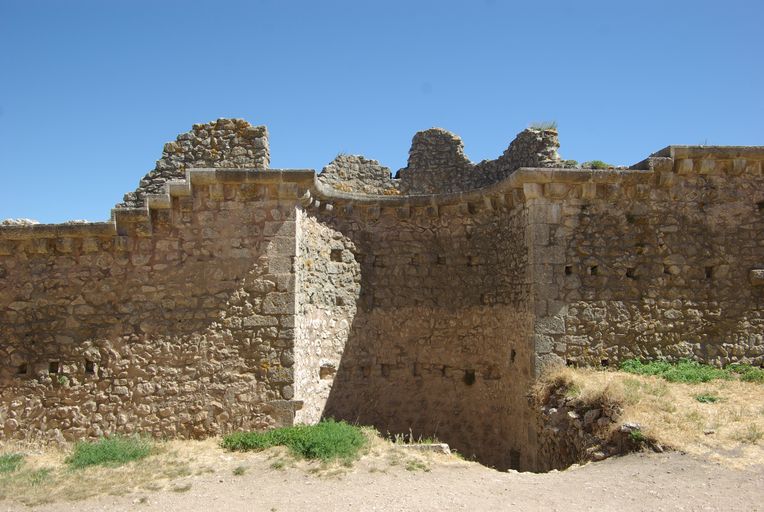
[1,0,762,223]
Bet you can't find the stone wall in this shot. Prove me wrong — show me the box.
[398,127,561,195]
[311,198,536,470]
[317,155,399,195]
[528,148,764,370]
[2,118,762,472]
[0,171,302,442]
[293,211,361,424]
[120,119,269,208]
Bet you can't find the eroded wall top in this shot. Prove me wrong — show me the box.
[119,118,269,208]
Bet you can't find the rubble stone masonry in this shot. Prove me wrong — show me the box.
[1,120,762,471]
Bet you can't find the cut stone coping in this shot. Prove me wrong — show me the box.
[650,145,764,160]
[2,143,763,240]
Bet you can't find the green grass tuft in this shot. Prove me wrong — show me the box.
[0,453,24,473]
[582,160,611,169]
[628,429,646,444]
[529,121,558,131]
[694,393,721,403]
[66,436,153,469]
[221,419,367,462]
[728,364,764,383]
[620,359,764,384]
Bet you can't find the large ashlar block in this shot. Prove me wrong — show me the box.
[523,183,543,199]
[581,183,597,200]
[698,159,717,175]
[544,183,569,199]
[676,159,694,174]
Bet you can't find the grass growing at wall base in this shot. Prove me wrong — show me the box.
[619,359,764,384]
[66,436,153,469]
[0,454,24,473]
[221,419,367,462]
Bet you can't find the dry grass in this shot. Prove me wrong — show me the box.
[0,439,217,506]
[536,366,764,468]
[0,428,464,506]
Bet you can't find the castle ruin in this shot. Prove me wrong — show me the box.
[1,119,762,471]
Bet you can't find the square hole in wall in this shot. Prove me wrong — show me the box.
[330,249,343,262]
[335,296,345,307]
[319,364,336,380]
[85,360,95,374]
[663,265,672,275]
[601,359,609,367]
[626,267,636,279]
[589,265,598,276]
[564,265,573,276]
[705,266,713,279]
[463,369,476,386]
[17,363,27,375]
[509,449,521,470]
[49,361,60,374]
[757,200,764,212]
[437,255,446,265]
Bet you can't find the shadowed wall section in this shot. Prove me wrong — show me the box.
[317,202,536,470]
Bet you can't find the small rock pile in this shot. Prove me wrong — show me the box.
[1,218,40,226]
[534,383,647,471]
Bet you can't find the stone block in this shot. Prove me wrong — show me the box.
[750,269,764,286]
[676,159,694,174]
[581,183,597,199]
[536,316,565,335]
[523,183,543,199]
[544,183,569,199]
[698,159,717,175]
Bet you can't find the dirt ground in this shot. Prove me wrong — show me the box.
[4,446,762,512]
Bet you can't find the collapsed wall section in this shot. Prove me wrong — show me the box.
[311,198,536,470]
[120,119,270,208]
[0,174,302,442]
[397,127,561,195]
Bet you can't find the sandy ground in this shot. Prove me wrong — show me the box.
[4,449,762,512]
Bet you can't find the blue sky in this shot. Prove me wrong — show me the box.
[1,0,762,223]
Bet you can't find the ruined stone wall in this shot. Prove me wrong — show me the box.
[317,155,399,195]
[397,127,560,195]
[120,119,269,208]
[315,199,536,470]
[2,116,762,472]
[529,149,764,370]
[0,173,302,442]
[293,210,361,424]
